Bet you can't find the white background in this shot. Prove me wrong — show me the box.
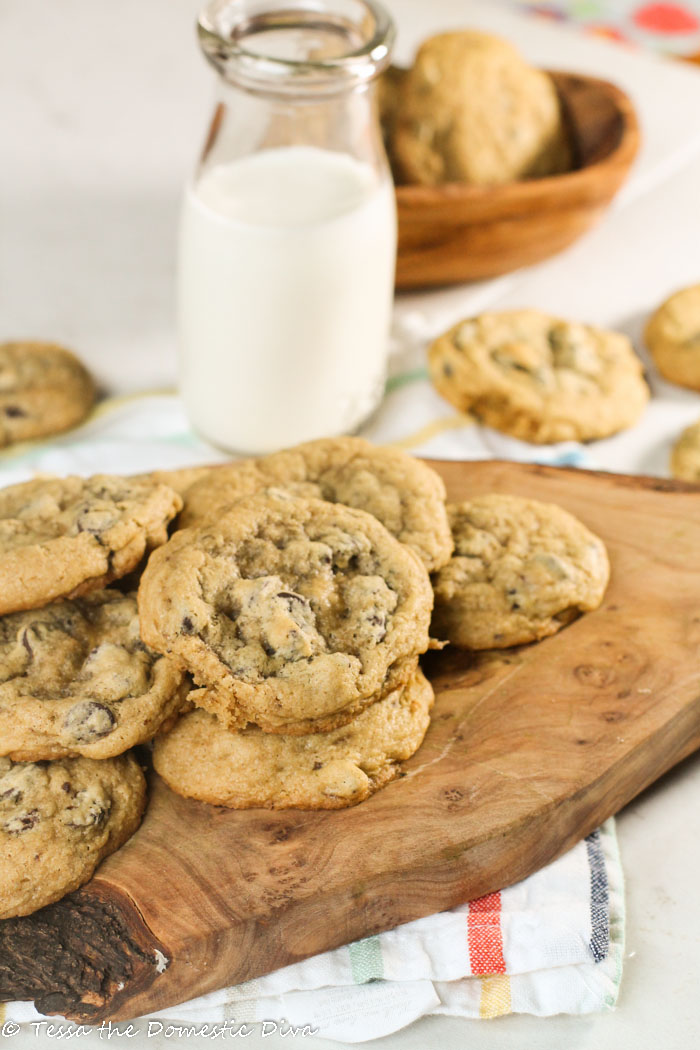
[2,1,700,1048]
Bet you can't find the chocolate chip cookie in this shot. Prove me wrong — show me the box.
[645,283,700,390]
[0,752,146,918]
[670,419,700,482]
[0,341,96,448]
[139,492,434,733]
[180,437,453,572]
[154,667,433,810]
[432,494,609,649]
[429,309,649,443]
[0,474,182,616]
[392,31,571,187]
[0,590,189,761]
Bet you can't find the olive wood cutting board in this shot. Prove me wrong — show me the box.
[4,460,700,1022]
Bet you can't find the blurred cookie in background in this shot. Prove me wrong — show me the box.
[670,418,700,481]
[429,309,649,444]
[645,283,700,390]
[390,30,572,187]
[0,341,96,447]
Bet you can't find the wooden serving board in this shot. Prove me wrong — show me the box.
[4,460,700,1022]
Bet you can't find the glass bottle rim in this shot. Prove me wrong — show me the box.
[197,0,395,95]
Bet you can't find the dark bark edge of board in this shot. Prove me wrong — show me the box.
[0,883,163,1021]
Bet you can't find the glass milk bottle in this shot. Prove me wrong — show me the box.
[178,0,397,453]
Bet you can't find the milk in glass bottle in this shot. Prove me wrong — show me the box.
[178,0,397,453]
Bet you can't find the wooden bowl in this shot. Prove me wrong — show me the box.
[394,71,640,289]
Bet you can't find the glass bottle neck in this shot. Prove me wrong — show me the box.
[197,0,394,98]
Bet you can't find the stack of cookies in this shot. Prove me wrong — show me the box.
[0,474,187,918]
[0,435,612,920]
[142,438,454,810]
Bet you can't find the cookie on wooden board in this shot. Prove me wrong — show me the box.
[0,590,189,761]
[131,465,215,499]
[139,491,433,734]
[0,474,182,615]
[154,667,434,810]
[432,494,609,649]
[179,436,453,573]
[0,752,146,919]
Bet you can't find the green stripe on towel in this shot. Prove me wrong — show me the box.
[348,936,384,984]
[384,368,429,394]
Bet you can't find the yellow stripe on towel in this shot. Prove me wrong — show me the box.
[386,413,474,452]
[479,974,512,1018]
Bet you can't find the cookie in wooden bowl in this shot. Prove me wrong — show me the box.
[391,31,572,188]
[379,32,639,287]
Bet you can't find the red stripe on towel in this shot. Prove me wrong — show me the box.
[468,891,507,975]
